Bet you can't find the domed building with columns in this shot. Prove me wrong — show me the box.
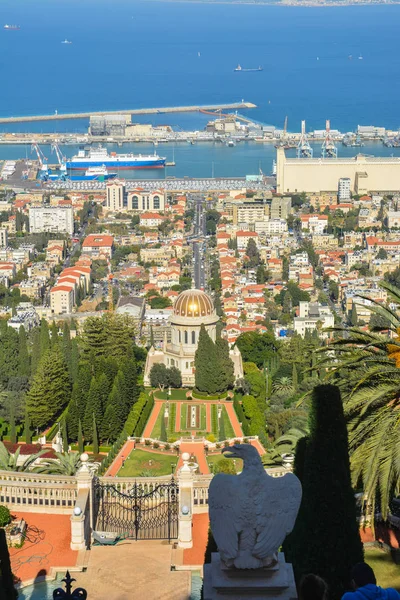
[144,289,243,387]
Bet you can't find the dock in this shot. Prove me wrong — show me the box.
[0,102,257,125]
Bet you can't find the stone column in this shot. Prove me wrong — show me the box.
[70,453,94,551]
[177,452,194,549]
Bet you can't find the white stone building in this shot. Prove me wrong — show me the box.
[29,206,74,235]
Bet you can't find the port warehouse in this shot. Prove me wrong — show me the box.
[276,148,400,194]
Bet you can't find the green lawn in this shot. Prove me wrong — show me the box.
[153,389,189,400]
[116,449,177,477]
[180,404,206,431]
[221,405,235,439]
[180,403,188,430]
[150,402,165,439]
[207,453,243,473]
[365,547,400,591]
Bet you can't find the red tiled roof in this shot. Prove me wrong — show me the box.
[82,234,114,248]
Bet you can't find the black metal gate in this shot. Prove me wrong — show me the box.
[93,479,179,541]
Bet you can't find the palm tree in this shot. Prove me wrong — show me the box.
[272,377,294,397]
[0,441,46,472]
[316,280,400,518]
[34,452,83,475]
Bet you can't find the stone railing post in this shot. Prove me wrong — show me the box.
[70,453,94,551]
[177,452,194,549]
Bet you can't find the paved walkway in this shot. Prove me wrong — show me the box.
[178,442,210,474]
[224,403,243,437]
[175,401,181,432]
[73,541,190,600]
[105,439,135,477]
[142,400,163,438]
[9,512,78,584]
[183,513,209,566]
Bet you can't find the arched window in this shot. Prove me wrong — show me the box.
[184,330,188,344]
[178,330,181,343]
[186,362,189,369]
[192,331,196,344]
[131,195,138,209]
[153,195,160,210]
[171,358,175,367]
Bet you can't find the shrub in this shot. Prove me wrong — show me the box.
[153,442,160,449]
[0,505,11,527]
[206,434,216,443]
[224,441,230,448]
[216,443,221,449]
[164,443,170,450]
[144,439,151,446]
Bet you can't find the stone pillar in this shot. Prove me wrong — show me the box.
[70,453,94,551]
[177,452,194,549]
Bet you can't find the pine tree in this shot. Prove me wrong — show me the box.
[102,403,119,443]
[62,418,68,452]
[62,321,72,375]
[26,346,71,430]
[149,325,155,348]
[9,406,16,444]
[92,413,99,455]
[67,364,92,440]
[194,324,219,394]
[80,316,108,361]
[50,321,59,347]
[350,303,358,327]
[30,328,41,375]
[104,371,127,439]
[24,409,31,444]
[39,319,50,358]
[94,357,119,396]
[17,326,30,378]
[78,419,84,454]
[283,385,363,600]
[215,337,235,392]
[292,364,298,391]
[120,356,138,411]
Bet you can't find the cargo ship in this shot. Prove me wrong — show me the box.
[66,146,166,169]
[234,64,263,72]
[4,24,20,30]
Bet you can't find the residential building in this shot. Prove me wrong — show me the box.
[270,197,291,220]
[387,211,400,228]
[293,301,335,338]
[50,285,74,315]
[106,180,125,212]
[338,177,351,202]
[127,190,165,212]
[139,212,164,228]
[255,219,287,235]
[82,234,114,259]
[232,203,266,226]
[236,231,259,250]
[29,206,74,235]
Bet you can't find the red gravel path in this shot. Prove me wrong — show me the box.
[175,402,181,432]
[183,513,210,566]
[178,442,210,475]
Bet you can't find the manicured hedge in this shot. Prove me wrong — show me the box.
[124,392,154,437]
[192,390,227,400]
[233,396,250,436]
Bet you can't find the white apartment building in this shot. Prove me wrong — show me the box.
[29,206,74,235]
[293,301,335,338]
[387,211,400,228]
[127,190,165,212]
[106,180,125,211]
[338,177,351,202]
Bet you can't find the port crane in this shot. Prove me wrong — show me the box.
[51,141,67,177]
[31,143,49,179]
[297,120,313,158]
[321,119,338,158]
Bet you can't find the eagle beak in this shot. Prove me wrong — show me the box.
[222,446,237,458]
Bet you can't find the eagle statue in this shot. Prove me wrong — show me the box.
[208,444,302,570]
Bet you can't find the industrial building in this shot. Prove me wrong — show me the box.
[89,114,129,136]
[29,206,74,235]
[276,148,400,194]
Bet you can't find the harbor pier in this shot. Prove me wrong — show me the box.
[0,102,256,125]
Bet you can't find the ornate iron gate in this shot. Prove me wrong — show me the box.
[93,479,179,541]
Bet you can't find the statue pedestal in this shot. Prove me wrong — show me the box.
[203,552,297,600]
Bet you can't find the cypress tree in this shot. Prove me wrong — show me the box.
[68,363,93,438]
[62,418,68,452]
[215,337,235,392]
[26,346,71,430]
[24,409,32,445]
[149,325,155,348]
[39,319,50,358]
[70,338,80,383]
[9,406,16,444]
[102,403,119,443]
[18,326,30,378]
[106,370,128,426]
[62,321,72,375]
[92,413,99,455]
[78,419,84,454]
[194,324,219,394]
[83,375,108,439]
[283,385,363,600]
[121,357,138,412]
[30,328,41,375]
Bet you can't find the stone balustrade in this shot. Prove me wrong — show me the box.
[0,470,77,514]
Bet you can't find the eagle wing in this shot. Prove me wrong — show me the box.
[208,473,242,563]
[253,472,302,559]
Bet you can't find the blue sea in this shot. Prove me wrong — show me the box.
[1,0,400,178]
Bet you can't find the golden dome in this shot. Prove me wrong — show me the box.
[173,289,214,319]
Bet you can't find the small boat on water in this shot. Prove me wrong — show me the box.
[62,39,72,44]
[4,24,20,30]
[234,64,263,72]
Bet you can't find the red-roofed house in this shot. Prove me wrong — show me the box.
[50,285,74,315]
[139,213,165,227]
[82,234,114,259]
